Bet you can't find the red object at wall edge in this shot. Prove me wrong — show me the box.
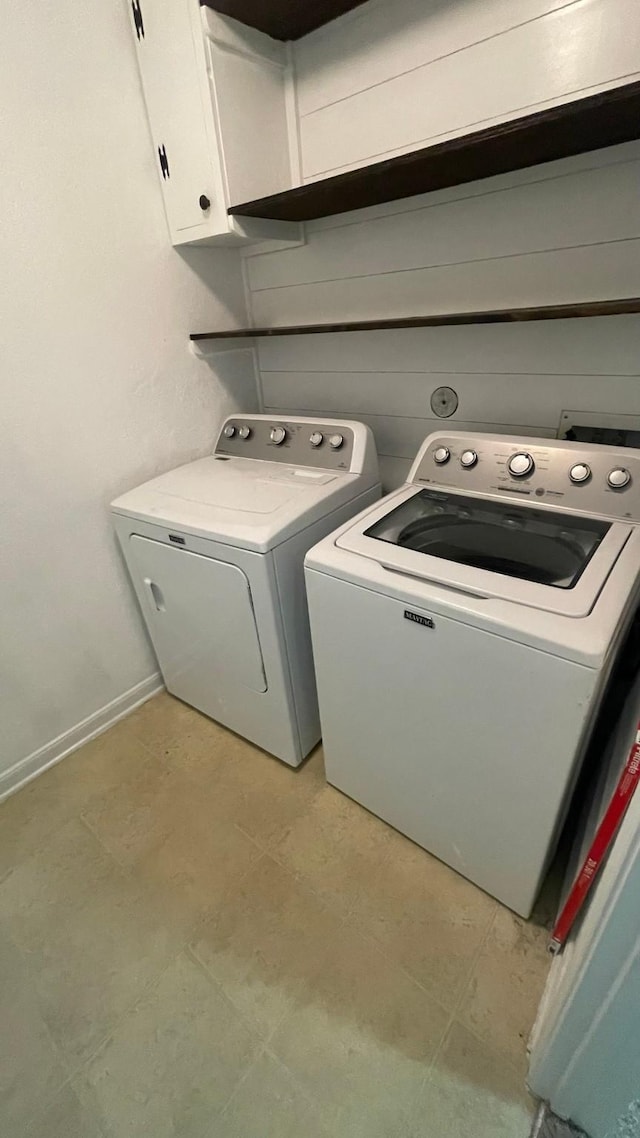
[550,721,640,953]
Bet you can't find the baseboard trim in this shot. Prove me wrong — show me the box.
[530,1103,589,1138]
[0,674,164,803]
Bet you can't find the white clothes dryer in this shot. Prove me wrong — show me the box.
[112,415,379,766]
[305,432,640,914]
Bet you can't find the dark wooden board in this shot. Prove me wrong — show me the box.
[228,82,640,222]
[190,298,640,340]
[200,0,367,40]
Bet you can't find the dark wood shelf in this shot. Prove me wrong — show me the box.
[228,82,640,223]
[190,298,640,341]
[201,0,367,40]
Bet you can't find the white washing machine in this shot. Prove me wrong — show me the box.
[112,415,379,766]
[305,432,640,915]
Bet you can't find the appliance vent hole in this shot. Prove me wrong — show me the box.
[430,386,459,418]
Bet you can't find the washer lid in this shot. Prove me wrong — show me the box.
[111,455,356,552]
[336,485,633,617]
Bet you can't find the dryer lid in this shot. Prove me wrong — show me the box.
[111,455,359,552]
[336,485,633,617]
[148,459,314,514]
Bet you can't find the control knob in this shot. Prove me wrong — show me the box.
[223,424,235,439]
[270,426,287,445]
[434,446,450,465]
[460,449,478,469]
[238,425,251,440]
[508,452,535,478]
[608,467,631,489]
[309,432,324,448]
[329,434,344,450]
[569,463,590,484]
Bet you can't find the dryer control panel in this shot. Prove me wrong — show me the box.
[411,432,640,520]
[215,415,358,471]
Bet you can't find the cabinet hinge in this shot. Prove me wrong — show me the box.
[131,0,144,40]
[158,145,170,180]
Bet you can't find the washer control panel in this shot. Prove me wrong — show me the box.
[411,432,640,519]
[215,416,356,470]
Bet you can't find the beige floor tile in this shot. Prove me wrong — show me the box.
[0,723,152,879]
[348,828,494,1005]
[0,819,184,1063]
[274,784,393,918]
[217,1052,330,1138]
[145,701,244,788]
[1,696,555,1138]
[125,690,326,836]
[458,906,551,1075]
[270,921,450,1137]
[123,689,199,745]
[25,1083,105,1138]
[41,713,155,795]
[84,719,323,864]
[190,854,344,1040]
[139,685,327,780]
[348,828,496,1008]
[75,952,261,1138]
[0,815,123,946]
[0,924,69,1133]
[409,1021,535,1138]
[83,747,263,925]
[194,741,326,850]
[131,808,263,929]
[81,760,195,868]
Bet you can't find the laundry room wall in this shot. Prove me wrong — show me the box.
[245,0,640,488]
[293,0,639,181]
[0,0,253,795]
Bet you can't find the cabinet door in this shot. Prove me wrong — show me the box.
[128,536,267,703]
[128,0,223,239]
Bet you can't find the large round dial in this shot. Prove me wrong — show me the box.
[508,452,535,478]
[238,425,251,440]
[309,431,324,448]
[223,424,235,438]
[434,446,450,465]
[270,426,287,445]
[608,467,631,489]
[329,434,344,450]
[460,449,478,469]
[569,463,590,484]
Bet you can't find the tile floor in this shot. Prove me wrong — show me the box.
[0,693,552,1137]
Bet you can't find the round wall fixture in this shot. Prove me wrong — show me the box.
[430,386,459,418]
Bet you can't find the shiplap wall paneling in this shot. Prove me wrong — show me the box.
[246,147,640,292]
[257,317,640,486]
[255,317,640,378]
[246,144,640,326]
[247,145,640,485]
[244,4,640,489]
[294,0,640,179]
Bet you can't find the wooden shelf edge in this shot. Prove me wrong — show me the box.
[190,298,640,340]
[200,0,368,41]
[228,82,640,222]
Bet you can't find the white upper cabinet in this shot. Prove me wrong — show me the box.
[129,0,640,246]
[128,0,300,245]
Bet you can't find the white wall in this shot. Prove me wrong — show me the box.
[0,0,253,794]
[243,0,640,488]
[294,0,640,180]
